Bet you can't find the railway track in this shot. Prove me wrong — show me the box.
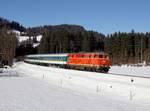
[24,62,150,79]
[107,72,150,79]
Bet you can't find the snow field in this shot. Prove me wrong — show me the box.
[14,62,150,105]
[0,62,150,111]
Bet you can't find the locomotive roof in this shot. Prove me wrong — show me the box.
[69,52,108,55]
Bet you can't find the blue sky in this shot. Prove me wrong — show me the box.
[0,0,150,35]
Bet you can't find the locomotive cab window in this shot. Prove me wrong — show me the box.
[99,55,103,58]
[94,55,98,58]
[104,55,107,58]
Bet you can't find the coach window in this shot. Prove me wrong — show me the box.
[55,57,57,60]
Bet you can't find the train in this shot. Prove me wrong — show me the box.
[24,52,111,73]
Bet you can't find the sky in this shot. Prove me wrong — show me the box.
[0,0,150,35]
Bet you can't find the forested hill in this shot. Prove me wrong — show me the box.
[38,26,105,53]
[26,24,86,36]
[1,17,150,65]
[0,17,25,32]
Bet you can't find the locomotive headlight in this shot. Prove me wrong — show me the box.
[101,59,108,65]
[102,60,106,63]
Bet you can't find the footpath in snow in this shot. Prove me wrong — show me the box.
[0,62,150,111]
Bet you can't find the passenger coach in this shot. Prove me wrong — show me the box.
[25,54,68,65]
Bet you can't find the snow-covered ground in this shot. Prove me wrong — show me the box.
[110,65,150,77]
[12,30,42,44]
[17,35,42,43]
[0,62,150,111]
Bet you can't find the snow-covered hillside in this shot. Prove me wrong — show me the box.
[12,30,42,46]
[17,34,42,43]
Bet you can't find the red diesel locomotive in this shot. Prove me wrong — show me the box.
[66,53,111,72]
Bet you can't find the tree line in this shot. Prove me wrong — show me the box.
[105,30,150,65]
[38,30,105,54]
[0,17,25,32]
[0,29,17,65]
